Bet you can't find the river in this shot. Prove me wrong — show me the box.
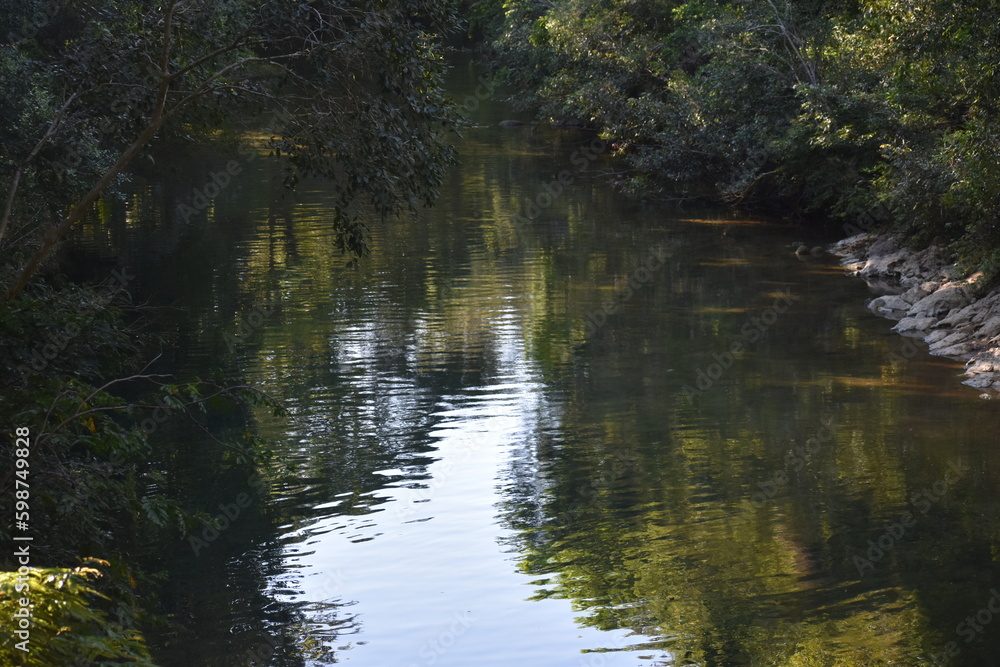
[68,56,1000,666]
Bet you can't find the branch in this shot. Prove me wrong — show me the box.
[0,91,83,248]
[167,33,261,81]
[3,2,180,303]
[163,52,313,118]
[763,0,819,86]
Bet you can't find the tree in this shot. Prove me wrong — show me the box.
[1,0,463,301]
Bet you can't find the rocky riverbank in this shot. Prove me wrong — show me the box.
[830,234,1000,395]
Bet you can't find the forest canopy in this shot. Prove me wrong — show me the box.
[1,0,461,662]
[1,0,463,300]
[474,0,1000,283]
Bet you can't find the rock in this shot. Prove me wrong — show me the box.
[550,118,591,129]
[499,119,526,127]
[868,235,901,257]
[829,233,874,257]
[901,284,931,305]
[868,295,911,319]
[925,329,952,344]
[975,315,1000,340]
[810,246,824,256]
[928,328,977,355]
[935,342,974,357]
[967,350,1000,374]
[964,373,997,389]
[831,231,1000,394]
[970,293,1000,322]
[937,301,982,327]
[930,329,972,349]
[795,245,809,255]
[905,282,972,318]
[858,249,907,281]
[893,316,938,333]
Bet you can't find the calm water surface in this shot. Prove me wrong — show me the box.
[72,58,1000,666]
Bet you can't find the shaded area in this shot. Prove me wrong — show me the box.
[63,56,1000,666]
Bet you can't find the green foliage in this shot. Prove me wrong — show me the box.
[1,0,456,660]
[0,561,156,666]
[478,0,1000,277]
[0,278,286,660]
[1,0,464,295]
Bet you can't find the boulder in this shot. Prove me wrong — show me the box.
[964,373,998,389]
[858,249,908,281]
[893,316,938,333]
[937,301,983,328]
[975,315,1000,341]
[929,329,972,350]
[967,349,1000,374]
[906,282,972,319]
[970,293,1000,322]
[867,235,901,257]
[829,233,874,257]
[901,284,931,305]
[935,342,974,357]
[925,329,952,345]
[868,295,911,319]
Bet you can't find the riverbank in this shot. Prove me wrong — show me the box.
[830,234,1000,395]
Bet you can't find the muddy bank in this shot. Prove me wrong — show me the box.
[831,234,1000,395]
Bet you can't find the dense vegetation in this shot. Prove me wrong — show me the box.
[1,0,460,662]
[473,0,1000,283]
[4,0,1000,661]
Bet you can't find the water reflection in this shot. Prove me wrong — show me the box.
[67,56,1000,666]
